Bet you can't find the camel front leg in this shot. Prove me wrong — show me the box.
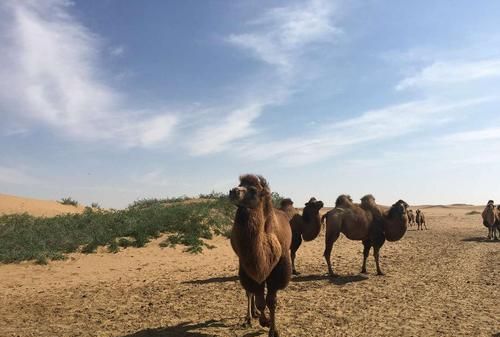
[266,289,279,337]
[373,245,384,275]
[255,288,270,328]
[244,292,254,327]
[290,232,302,275]
[361,240,371,274]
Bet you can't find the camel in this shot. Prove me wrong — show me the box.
[229,174,292,337]
[279,197,324,275]
[415,209,428,230]
[481,201,498,240]
[322,195,408,277]
[407,209,416,227]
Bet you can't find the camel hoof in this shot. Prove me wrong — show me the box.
[259,316,271,327]
[251,310,260,319]
[377,271,385,276]
[242,319,252,328]
[329,272,340,278]
[269,329,280,337]
[292,270,301,276]
[361,269,367,274]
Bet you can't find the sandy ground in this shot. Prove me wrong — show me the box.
[0,194,84,216]
[0,205,498,337]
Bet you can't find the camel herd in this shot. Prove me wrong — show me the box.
[228,174,497,336]
[228,174,411,337]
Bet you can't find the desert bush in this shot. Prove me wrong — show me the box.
[465,210,481,215]
[59,197,79,206]
[0,193,236,263]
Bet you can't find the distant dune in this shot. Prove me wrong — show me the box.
[0,193,84,217]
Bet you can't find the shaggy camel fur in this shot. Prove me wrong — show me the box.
[280,197,324,275]
[322,195,408,276]
[230,174,292,337]
[481,201,499,240]
[415,209,428,230]
[407,209,416,227]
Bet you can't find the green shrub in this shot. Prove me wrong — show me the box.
[0,193,236,263]
[59,197,79,206]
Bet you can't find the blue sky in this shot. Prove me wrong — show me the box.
[1,0,500,208]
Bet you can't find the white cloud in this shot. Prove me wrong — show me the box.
[109,45,124,56]
[0,0,176,147]
[188,0,341,156]
[439,126,500,143]
[237,97,494,166]
[396,59,500,91]
[227,0,339,73]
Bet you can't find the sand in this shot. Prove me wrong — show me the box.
[0,205,498,337]
[0,193,84,217]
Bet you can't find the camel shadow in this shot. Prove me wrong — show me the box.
[292,273,368,285]
[121,319,227,337]
[461,237,499,243]
[182,275,239,285]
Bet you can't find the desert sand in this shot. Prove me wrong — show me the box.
[0,193,84,216]
[0,204,498,337]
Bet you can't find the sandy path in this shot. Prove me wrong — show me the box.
[0,206,498,337]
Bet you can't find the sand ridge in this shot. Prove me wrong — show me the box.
[0,206,498,337]
[0,193,84,217]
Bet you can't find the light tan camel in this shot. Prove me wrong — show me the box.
[482,201,498,240]
[230,174,292,337]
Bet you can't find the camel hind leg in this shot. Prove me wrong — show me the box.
[372,233,386,276]
[324,226,340,277]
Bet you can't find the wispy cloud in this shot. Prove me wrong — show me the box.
[0,0,177,147]
[227,0,340,72]
[396,58,500,91]
[188,0,341,156]
[0,166,41,185]
[237,97,494,166]
[439,126,500,143]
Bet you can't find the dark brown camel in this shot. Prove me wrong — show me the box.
[279,197,324,275]
[415,209,428,230]
[229,174,292,337]
[322,195,408,276]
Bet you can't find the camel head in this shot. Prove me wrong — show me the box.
[229,174,270,209]
[304,197,324,210]
[388,200,409,220]
[335,195,353,208]
[360,194,377,208]
[415,209,421,215]
[280,198,294,208]
[486,203,495,211]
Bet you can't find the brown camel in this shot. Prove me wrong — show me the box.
[279,197,324,275]
[481,201,498,240]
[322,195,408,277]
[229,174,292,337]
[415,209,428,230]
[407,209,416,227]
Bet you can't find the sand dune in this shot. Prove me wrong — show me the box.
[0,205,498,336]
[0,193,84,217]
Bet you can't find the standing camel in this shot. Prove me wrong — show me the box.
[230,174,292,337]
[322,195,408,276]
[481,201,498,240]
[407,209,416,227]
[415,209,428,230]
[280,197,324,275]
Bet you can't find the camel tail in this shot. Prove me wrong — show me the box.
[321,211,329,229]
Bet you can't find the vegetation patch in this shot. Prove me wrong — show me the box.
[0,193,244,264]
